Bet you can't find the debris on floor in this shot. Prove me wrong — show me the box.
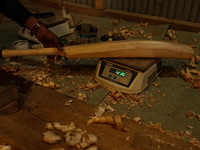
[167,29,177,41]
[87,115,129,131]
[180,67,200,89]
[0,145,11,150]
[43,122,98,149]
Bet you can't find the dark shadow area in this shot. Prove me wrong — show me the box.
[159,66,178,78]
[0,69,33,112]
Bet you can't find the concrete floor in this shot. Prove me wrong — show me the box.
[0,0,200,148]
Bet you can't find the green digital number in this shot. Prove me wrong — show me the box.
[120,72,126,77]
[115,70,126,77]
[115,70,120,75]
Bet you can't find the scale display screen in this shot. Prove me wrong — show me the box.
[109,68,126,77]
[99,60,138,87]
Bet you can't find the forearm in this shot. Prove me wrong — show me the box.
[0,0,32,26]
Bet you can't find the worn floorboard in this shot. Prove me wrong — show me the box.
[0,85,197,150]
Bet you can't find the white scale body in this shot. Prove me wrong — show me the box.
[95,58,162,94]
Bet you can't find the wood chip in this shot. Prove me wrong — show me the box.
[64,99,74,106]
[133,117,142,124]
[186,126,193,129]
[185,111,196,119]
[43,131,62,144]
[147,103,152,108]
[94,106,105,116]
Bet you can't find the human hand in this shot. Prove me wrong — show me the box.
[25,16,63,62]
[35,25,63,62]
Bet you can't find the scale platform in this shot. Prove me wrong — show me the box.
[95,58,162,94]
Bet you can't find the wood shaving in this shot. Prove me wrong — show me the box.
[109,89,123,101]
[45,123,54,130]
[133,117,142,124]
[147,103,152,108]
[81,82,101,91]
[185,111,196,119]
[153,82,160,88]
[167,29,176,40]
[186,126,193,129]
[151,98,156,102]
[139,30,144,34]
[0,145,11,150]
[192,79,200,89]
[43,131,62,144]
[61,122,76,133]
[196,114,200,121]
[193,38,198,42]
[188,137,200,148]
[180,67,200,88]
[66,75,74,79]
[110,19,121,25]
[53,122,62,130]
[161,94,166,98]
[87,115,128,131]
[94,105,105,116]
[64,99,74,106]
[184,130,192,136]
[104,104,115,113]
[189,56,200,68]
[141,22,149,26]
[126,135,131,143]
[147,123,167,134]
[77,93,87,101]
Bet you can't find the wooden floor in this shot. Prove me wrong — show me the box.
[0,83,197,150]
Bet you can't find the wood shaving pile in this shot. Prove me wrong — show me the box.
[103,88,145,108]
[108,21,152,40]
[43,122,98,149]
[180,67,200,89]
[147,122,168,134]
[188,137,200,148]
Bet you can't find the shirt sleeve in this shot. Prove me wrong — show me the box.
[0,0,32,26]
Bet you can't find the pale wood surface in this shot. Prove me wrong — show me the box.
[2,40,194,59]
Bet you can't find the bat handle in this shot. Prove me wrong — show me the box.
[1,48,67,58]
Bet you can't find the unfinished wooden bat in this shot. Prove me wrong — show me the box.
[1,40,194,59]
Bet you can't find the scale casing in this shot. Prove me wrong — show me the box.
[95,58,162,94]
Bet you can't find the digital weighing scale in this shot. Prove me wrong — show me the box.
[95,58,162,94]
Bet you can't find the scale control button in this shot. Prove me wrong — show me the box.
[113,76,117,80]
[108,74,112,78]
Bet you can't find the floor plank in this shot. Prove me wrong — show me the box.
[0,85,197,150]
